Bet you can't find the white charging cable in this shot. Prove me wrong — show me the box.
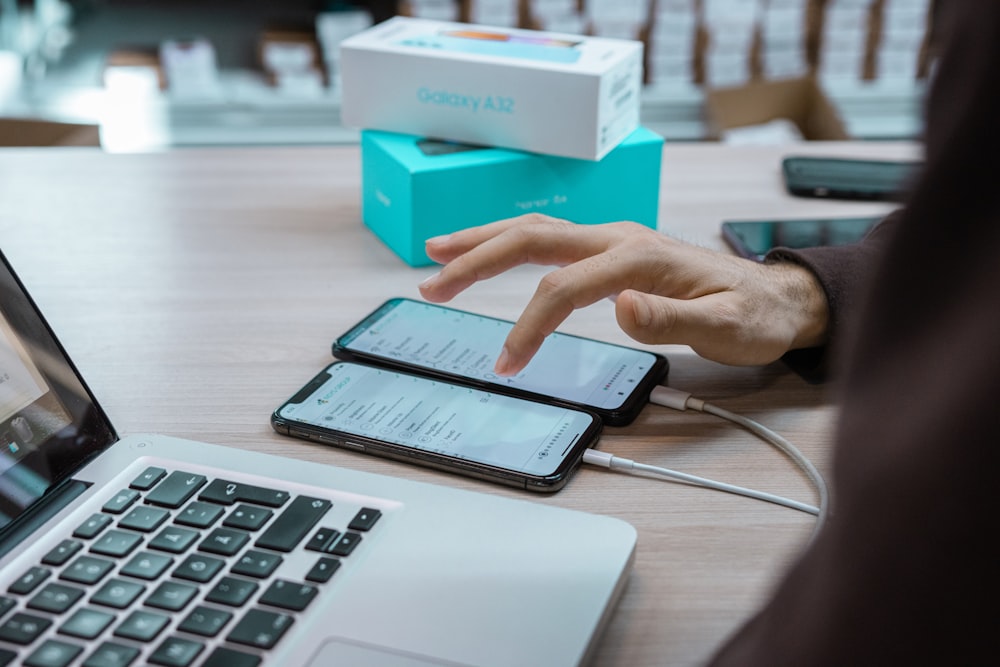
[582,385,829,526]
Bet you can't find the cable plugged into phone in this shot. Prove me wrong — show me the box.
[582,385,829,530]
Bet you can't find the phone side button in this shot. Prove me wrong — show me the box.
[341,440,366,452]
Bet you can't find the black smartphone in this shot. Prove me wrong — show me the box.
[781,155,922,201]
[721,215,881,262]
[272,361,603,492]
[331,298,669,426]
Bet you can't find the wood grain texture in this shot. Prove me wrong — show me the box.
[0,140,920,666]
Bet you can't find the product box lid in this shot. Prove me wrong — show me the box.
[340,16,642,75]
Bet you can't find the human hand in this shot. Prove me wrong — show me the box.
[418,214,829,376]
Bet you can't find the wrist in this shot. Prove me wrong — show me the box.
[768,260,830,350]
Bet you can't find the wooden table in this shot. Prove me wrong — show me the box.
[0,140,920,666]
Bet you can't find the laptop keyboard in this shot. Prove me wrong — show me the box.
[0,466,384,667]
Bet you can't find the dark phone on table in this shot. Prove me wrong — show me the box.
[331,298,669,426]
[722,216,881,262]
[781,155,922,201]
[271,361,602,492]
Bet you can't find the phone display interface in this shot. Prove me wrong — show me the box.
[337,299,659,411]
[278,362,594,477]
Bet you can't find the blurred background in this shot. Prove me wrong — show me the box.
[0,0,938,151]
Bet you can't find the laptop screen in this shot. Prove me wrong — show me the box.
[0,250,117,535]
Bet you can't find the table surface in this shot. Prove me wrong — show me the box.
[0,139,920,666]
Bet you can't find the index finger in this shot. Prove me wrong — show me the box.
[495,246,656,375]
[420,215,618,303]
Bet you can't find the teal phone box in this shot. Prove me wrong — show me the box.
[360,127,664,266]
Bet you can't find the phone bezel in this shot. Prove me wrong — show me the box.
[781,155,920,202]
[331,297,669,426]
[271,362,604,492]
[721,216,881,262]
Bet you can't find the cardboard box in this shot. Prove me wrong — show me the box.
[361,126,664,266]
[0,119,100,147]
[340,16,644,160]
[703,76,849,140]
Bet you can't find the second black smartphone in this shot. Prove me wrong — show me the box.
[332,298,669,426]
[272,361,602,492]
[781,155,922,201]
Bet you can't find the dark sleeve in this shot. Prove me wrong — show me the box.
[763,212,901,382]
[708,4,1000,665]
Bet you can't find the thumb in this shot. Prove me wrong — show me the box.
[615,289,722,347]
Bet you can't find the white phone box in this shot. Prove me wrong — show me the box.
[339,16,643,160]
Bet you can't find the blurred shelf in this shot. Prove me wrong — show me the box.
[1,71,927,151]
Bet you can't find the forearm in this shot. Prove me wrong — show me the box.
[765,210,902,381]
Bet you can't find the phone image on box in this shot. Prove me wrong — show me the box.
[722,215,881,262]
[399,30,582,64]
[332,298,669,426]
[781,155,922,201]
[272,361,602,492]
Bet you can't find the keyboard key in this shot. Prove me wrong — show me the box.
[230,550,282,579]
[258,579,318,612]
[348,507,382,531]
[41,539,83,566]
[27,583,84,614]
[227,608,293,649]
[255,496,331,552]
[145,472,207,509]
[304,527,340,552]
[173,554,225,584]
[305,557,341,583]
[73,514,112,540]
[24,638,82,667]
[120,551,174,580]
[177,605,233,637]
[83,641,140,667]
[198,527,250,557]
[113,610,169,642]
[145,581,199,612]
[90,529,143,558]
[202,646,261,667]
[223,504,273,531]
[130,466,167,490]
[59,607,116,639]
[8,566,50,595]
[91,579,146,609]
[61,556,114,585]
[328,532,362,557]
[0,595,14,619]
[176,501,224,529]
[0,648,16,666]
[119,506,170,533]
[204,577,258,607]
[149,636,204,667]
[199,480,290,508]
[149,526,199,554]
[0,611,53,644]
[102,489,140,514]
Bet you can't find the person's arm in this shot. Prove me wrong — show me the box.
[709,3,999,663]
[766,210,903,382]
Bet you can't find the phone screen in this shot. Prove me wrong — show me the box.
[722,216,880,262]
[275,362,598,483]
[334,299,665,418]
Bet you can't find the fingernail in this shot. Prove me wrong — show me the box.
[419,272,439,288]
[633,296,651,327]
[426,234,452,245]
[494,347,512,376]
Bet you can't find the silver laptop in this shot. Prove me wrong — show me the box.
[0,249,635,667]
